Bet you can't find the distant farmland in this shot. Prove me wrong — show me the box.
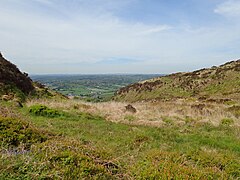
[31,74,162,102]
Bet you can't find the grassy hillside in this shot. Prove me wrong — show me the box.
[0,53,66,102]
[114,60,240,103]
[1,100,239,179]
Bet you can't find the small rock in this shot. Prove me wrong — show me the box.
[125,104,137,113]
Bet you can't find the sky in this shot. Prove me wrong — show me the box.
[0,0,240,74]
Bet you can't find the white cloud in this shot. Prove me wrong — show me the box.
[214,0,240,16]
[0,1,239,74]
[0,2,172,64]
[137,25,172,35]
[33,0,53,5]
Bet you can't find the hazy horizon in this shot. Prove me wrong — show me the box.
[0,0,240,74]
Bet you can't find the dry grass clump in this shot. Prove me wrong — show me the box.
[26,99,239,127]
[27,99,74,110]
[0,104,22,119]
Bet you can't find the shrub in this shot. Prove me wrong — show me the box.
[0,117,46,148]
[29,105,63,118]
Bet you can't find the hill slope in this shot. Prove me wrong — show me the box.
[113,60,240,102]
[0,52,34,96]
[0,52,66,101]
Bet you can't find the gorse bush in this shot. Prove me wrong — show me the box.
[0,117,46,148]
[29,105,64,118]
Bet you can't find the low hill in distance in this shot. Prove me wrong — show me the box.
[114,59,240,103]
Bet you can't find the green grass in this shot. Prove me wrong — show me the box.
[1,102,240,179]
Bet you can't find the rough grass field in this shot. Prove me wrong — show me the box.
[1,100,240,179]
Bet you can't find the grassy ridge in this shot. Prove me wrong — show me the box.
[114,60,240,102]
[1,102,239,179]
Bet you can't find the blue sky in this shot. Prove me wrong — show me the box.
[0,0,240,74]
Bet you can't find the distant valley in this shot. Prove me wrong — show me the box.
[31,74,162,102]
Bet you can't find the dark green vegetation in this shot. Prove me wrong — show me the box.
[0,117,46,149]
[31,74,161,102]
[114,60,240,103]
[0,102,240,179]
[29,105,65,118]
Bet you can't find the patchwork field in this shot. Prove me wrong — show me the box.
[31,74,161,102]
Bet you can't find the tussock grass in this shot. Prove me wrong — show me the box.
[27,99,240,127]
